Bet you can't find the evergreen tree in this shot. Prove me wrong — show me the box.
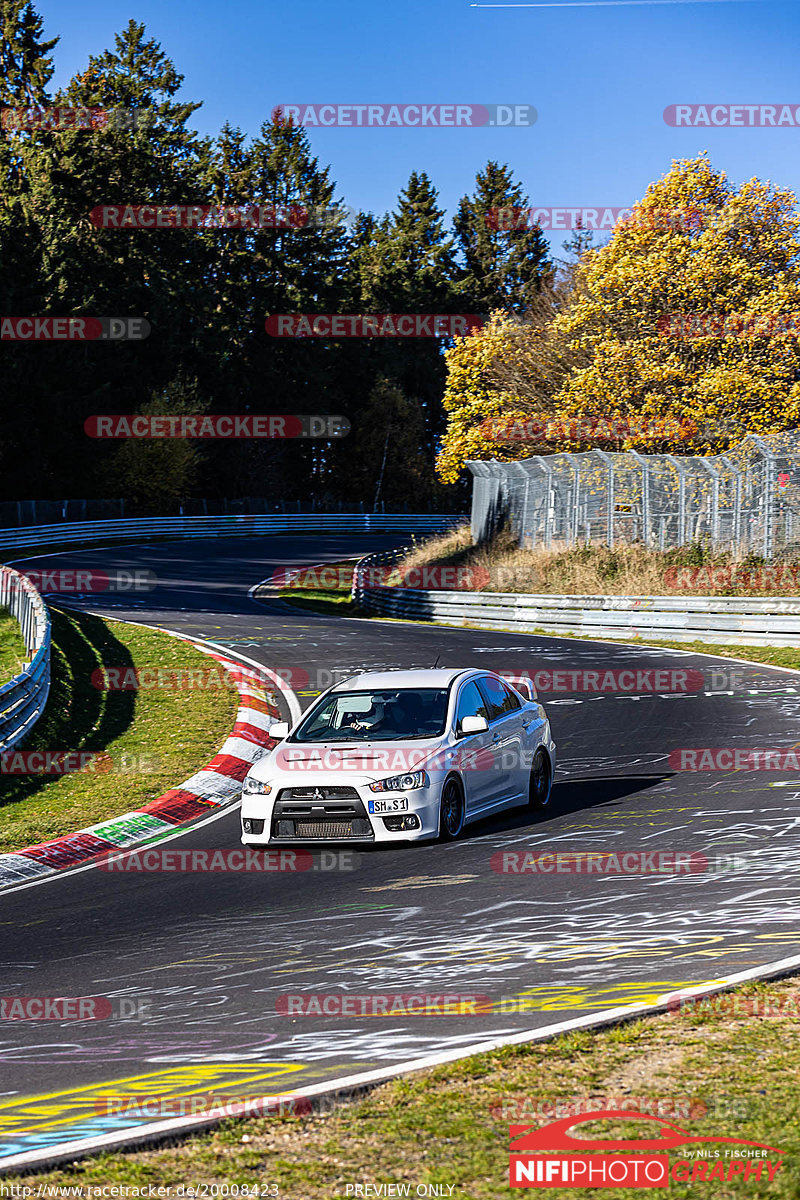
[454,161,552,315]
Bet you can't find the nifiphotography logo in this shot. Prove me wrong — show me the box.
[508,1109,785,1188]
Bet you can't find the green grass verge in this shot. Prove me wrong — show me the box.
[277,558,360,616]
[6,975,800,1196]
[0,605,27,679]
[0,606,239,853]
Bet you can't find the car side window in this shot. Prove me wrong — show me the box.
[455,680,490,726]
[500,680,522,711]
[477,675,521,721]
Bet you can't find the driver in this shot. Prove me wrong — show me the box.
[345,697,386,733]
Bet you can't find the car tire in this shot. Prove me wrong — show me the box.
[528,748,552,810]
[439,776,465,840]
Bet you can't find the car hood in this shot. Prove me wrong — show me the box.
[248,738,450,782]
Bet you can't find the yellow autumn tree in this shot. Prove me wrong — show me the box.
[436,293,569,484]
[437,155,800,482]
[554,155,800,447]
[437,315,521,485]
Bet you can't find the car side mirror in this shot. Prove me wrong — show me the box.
[270,722,289,739]
[459,714,489,736]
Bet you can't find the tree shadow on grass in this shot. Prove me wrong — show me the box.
[0,606,136,809]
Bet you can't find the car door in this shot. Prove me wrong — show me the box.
[476,675,527,806]
[452,678,497,814]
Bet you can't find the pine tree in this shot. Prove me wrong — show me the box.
[7,19,210,499]
[0,1,58,495]
[454,161,552,315]
[0,0,56,104]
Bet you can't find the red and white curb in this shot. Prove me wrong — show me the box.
[0,641,282,891]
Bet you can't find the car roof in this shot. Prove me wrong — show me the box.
[331,668,473,691]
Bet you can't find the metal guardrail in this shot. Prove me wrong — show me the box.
[0,567,51,752]
[0,515,465,750]
[0,513,467,555]
[353,550,800,647]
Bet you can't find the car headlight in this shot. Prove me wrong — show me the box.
[369,770,429,793]
[243,777,272,795]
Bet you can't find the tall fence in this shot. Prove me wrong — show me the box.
[0,567,51,753]
[468,431,800,558]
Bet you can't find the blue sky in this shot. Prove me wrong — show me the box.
[37,0,800,252]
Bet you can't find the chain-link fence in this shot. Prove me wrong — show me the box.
[467,432,800,558]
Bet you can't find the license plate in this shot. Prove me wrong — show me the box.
[368,797,409,814]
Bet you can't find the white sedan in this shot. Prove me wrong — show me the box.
[240,668,556,844]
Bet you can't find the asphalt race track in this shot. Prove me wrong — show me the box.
[2,534,800,1164]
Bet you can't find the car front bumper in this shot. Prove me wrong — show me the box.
[240,776,442,845]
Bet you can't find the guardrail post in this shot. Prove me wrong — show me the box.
[665,455,687,547]
[749,436,777,559]
[565,454,581,547]
[594,450,615,548]
[697,459,721,550]
[539,460,555,548]
[628,450,651,548]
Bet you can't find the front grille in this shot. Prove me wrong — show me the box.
[271,793,373,840]
[293,819,371,839]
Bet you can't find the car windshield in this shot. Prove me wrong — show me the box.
[291,688,450,741]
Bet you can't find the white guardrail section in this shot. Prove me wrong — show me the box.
[0,513,467,555]
[352,549,800,647]
[0,567,51,752]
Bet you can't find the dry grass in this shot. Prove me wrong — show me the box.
[398,530,800,597]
